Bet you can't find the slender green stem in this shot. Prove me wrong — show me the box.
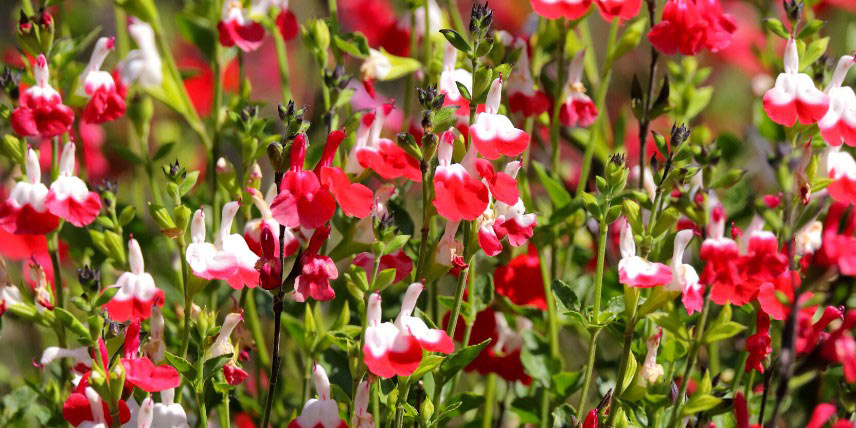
[549,18,568,175]
[210,40,224,227]
[423,0,432,77]
[605,288,640,426]
[197,390,208,428]
[48,229,70,386]
[270,18,292,103]
[576,218,608,418]
[243,288,270,369]
[414,160,434,282]
[667,293,713,428]
[575,18,619,197]
[540,248,560,358]
[482,373,497,428]
[394,377,412,428]
[114,9,130,56]
[445,0,466,36]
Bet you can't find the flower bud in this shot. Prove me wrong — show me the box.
[267,142,286,173]
[77,265,100,292]
[174,205,192,232]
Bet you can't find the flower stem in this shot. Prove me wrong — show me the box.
[549,18,568,175]
[482,373,497,428]
[48,229,70,386]
[576,217,608,418]
[243,287,271,369]
[605,287,640,426]
[638,0,661,189]
[576,18,619,197]
[666,292,713,428]
[394,378,412,428]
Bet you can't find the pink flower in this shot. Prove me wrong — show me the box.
[439,42,473,117]
[288,363,348,428]
[293,226,338,302]
[819,56,856,146]
[78,37,126,124]
[186,202,261,289]
[363,283,455,378]
[763,39,830,126]
[224,362,249,385]
[44,142,102,227]
[805,403,843,428]
[218,0,265,52]
[63,373,132,427]
[618,221,673,287]
[435,220,463,267]
[530,0,593,20]
[595,0,642,21]
[639,328,664,385]
[667,230,702,315]
[502,35,550,118]
[270,133,337,229]
[469,78,531,160]
[744,311,771,374]
[433,131,490,221]
[559,50,598,128]
[11,54,74,138]
[256,222,283,290]
[0,148,59,234]
[815,202,856,275]
[103,237,165,322]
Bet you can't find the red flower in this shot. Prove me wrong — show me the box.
[815,202,856,275]
[796,305,844,354]
[11,55,74,138]
[745,311,771,373]
[224,362,249,385]
[648,0,736,56]
[530,0,593,20]
[446,307,532,384]
[470,79,531,160]
[763,39,830,126]
[818,55,856,146]
[503,36,550,118]
[293,226,338,302]
[618,221,673,288]
[44,142,102,228]
[103,238,165,322]
[595,0,642,21]
[0,148,59,235]
[256,223,283,290]
[353,107,422,182]
[276,9,298,41]
[218,1,265,52]
[121,321,181,393]
[433,131,490,222]
[79,37,126,124]
[494,245,546,310]
[353,250,413,284]
[439,43,473,117]
[270,133,336,229]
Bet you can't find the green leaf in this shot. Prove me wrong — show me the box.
[521,331,559,386]
[179,171,200,196]
[381,49,422,80]
[622,200,643,234]
[334,32,370,58]
[104,231,126,265]
[437,339,491,380]
[611,18,647,61]
[551,279,579,313]
[552,371,583,400]
[552,403,577,428]
[165,352,195,379]
[702,321,746,344]
[118,206,136,227]
[439,29,471,53]
[203,354,232,381]
[94,287,119,307]
[373,268,398,291]
[532,161,571,208]
[152,142,175,162]
[800,37,829,72]
[471,67,493,104]
[54,308,90,339]
[651,207,680,237]
[708,169,745,189]
[681,394,722,415]
[384,234,410,255]
[175,13,216,61]
[797,19,824,40]
[763,18,789,39]
[455,81,472,102]
[409,355,445,381]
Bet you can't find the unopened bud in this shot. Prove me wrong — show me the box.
[77,265,100,291]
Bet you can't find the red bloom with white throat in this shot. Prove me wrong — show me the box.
[439,42,473,116]
[78,37,126,124]
[363,283,455,378]
[666,229,702,314]
[186,202,261,290]
[11,54,74,138]
[763,38,830,126]
[819,55,856,146]
[618,221,673,287]
[502,34,550,118]
[45,142,102,227]
[530,0,593,20]
[469,78,531,160]
[293,225,338,302]
[103,237,165,322]
[560,50,598,128]
[0,147,59,235]
[823,146,856,206]
[433,131,490,221]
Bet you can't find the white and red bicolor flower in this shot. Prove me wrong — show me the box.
[143,306,166,363]
[77,37,126,124]
[504,36,550,118]
[491,161,536,249]
[819,55,856,146]
[11,54,75,138]
[560,50,598,128]
[351,380,374,428]
[203,312,250,385]
[434,131,490,221]
[360,49,392,99]
[439,42,473,116]
[763,38,830,127]
[288,364,348,428]
[187,202,260,289]
[0,278,23,318]
[103,237,164,322]
[353,184,396,245]
[133,390,189,428]
[218,0,265,52]
[250,0,298,42]
[353,107,422,182]
[118,19,162,90]
[666,229,702,315]
[363,283,455,378]
[639,327,664,386]
[63,375,131,427]
[29,262,54,311]
[0,148,59,234]
[595,0,642,21]
[40,346,92,375]
[45,142,102,227]
[795,220,823,256]
[353,250,413,284]
[244,185,298,257]
[475,160,533,257]
[294,225,338,302]
[470,78,531,160]
[530,0,593,20]
[272,132,374,229]
[823,145,856,206]
[618,221,673,287]
[121,321,180,393]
